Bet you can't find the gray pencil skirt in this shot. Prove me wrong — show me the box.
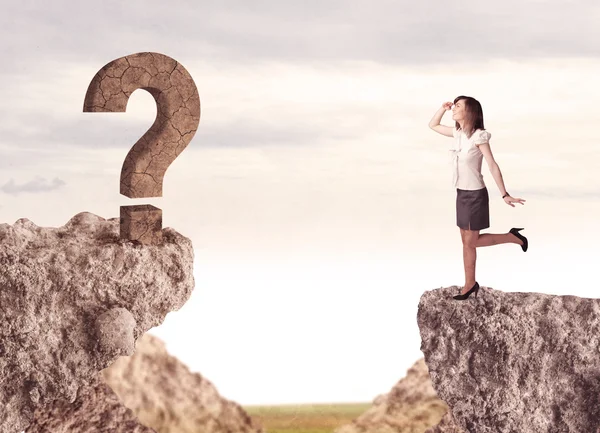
[456,187,490,230]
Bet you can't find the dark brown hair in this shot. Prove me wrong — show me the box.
[453,95,485,138]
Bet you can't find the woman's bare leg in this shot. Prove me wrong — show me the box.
[460,228,479,294]
[476,232,523,247]
[458,229,524,295]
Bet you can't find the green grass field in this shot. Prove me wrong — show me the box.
[243,402,371,433]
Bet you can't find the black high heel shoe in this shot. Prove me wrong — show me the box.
[509,227,528,252]
[453,282,480,300]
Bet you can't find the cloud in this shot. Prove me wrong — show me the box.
[0,114,337,151]
[1,0,599,71]
[1,177,66,196]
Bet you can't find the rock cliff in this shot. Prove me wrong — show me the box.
[334,358,448,433]
[0,212,194,432]
[28,334,264,433]
[26,376,156,433]
[101,333,265,433]
[418,285,600,433]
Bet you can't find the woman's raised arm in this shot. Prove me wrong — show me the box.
[429,102,454,137]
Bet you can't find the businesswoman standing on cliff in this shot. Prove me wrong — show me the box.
[429,96,528,300]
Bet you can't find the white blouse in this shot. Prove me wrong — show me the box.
[449,127,491,190]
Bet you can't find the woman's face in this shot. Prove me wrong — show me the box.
[451,99,467,122]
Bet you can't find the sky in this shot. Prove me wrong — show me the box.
[2,0,600,406]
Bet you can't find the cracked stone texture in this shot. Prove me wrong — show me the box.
[120,204,163,245]
[417,285,600,433]
[83,51,201,199]
[100,333,266,433]
[334,358,448,433]
[25,376,156,433]
[0,212,194,433]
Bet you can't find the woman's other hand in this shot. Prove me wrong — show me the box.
[504,195,526,207]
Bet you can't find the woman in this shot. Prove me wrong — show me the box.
[428,96,528,300]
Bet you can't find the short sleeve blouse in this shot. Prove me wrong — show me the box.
[449,127,490,190]
[453,128,491,144]
[472,129,491,145]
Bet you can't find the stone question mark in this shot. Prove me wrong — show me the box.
[83,52,200,245]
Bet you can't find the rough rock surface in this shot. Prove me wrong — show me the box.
[424,411,464,433]
[418,285,600,433]
[25,376,156,433]
[101,333,265,433]
[334,358,448,433]
[0,212,194,433]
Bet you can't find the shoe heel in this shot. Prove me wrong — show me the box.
[510,228,528,252]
